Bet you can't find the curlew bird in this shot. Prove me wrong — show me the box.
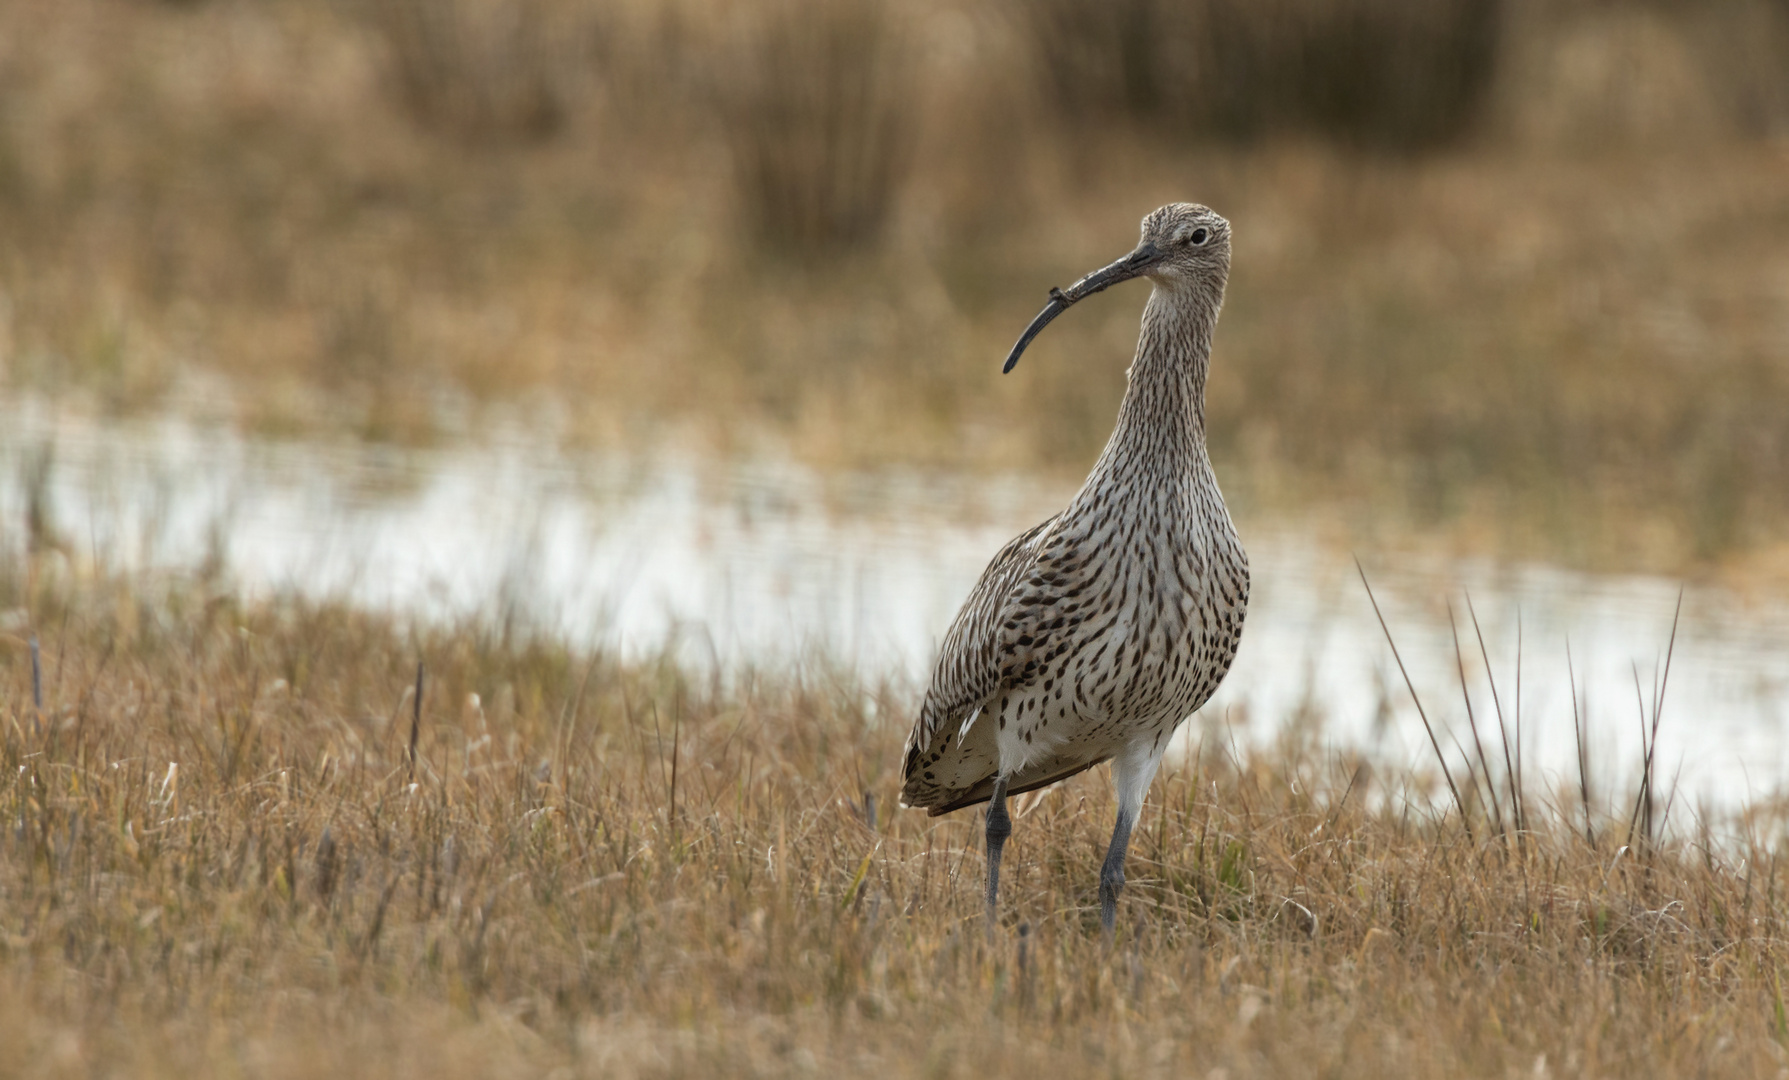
[900,203,1248,935]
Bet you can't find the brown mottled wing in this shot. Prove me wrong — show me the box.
[900,515,1060,811]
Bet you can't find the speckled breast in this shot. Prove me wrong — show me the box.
[1000,481,1249,759]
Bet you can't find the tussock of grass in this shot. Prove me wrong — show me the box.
[4,565,1789,1076]
[1017,0,1503,149]
[711,0,914,254]
[359,0,585,145]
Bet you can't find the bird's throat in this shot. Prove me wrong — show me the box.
[1111,286,1217,454]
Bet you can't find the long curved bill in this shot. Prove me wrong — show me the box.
[1002,241,1163,373]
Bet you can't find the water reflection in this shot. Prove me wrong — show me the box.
[4,401,1788,810]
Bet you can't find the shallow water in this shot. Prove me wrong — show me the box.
[4,401,1788,812]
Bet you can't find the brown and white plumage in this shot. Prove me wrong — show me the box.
[899,203,1249,933]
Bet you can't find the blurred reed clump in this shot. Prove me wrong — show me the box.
[359,0,588,143]
[1018,0,1503,149]
[5,559,1789,1076]
[2,0,1789,567]
[711,0,915,252]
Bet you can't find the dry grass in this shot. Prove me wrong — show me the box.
[5,559,1789,1077]
[2,0,1789,568]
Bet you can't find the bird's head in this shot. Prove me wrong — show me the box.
[1137,202,1231,288]
[1002,202,1230,374]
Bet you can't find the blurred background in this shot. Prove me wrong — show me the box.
[2,0,1787,571]
[3,0,1789,802]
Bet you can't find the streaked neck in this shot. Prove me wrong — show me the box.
[1108,284,1219,460]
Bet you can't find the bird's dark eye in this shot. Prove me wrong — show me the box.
[1190,228,1208,245]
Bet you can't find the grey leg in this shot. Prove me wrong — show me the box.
[1099,807,1135,938]
[984,775,1012,925]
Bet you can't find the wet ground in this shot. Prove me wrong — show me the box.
[4,400,1787,812]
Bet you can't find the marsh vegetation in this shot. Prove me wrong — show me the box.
[6,1,1789,1074]
[3,0,1789,567]
[5,563,1789,1077]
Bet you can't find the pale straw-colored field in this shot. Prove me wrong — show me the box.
[3,563,1787,1078]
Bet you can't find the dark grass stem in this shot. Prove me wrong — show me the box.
[1357,560,1473,844]
[408,661,423,782]
[1449,603,1505,840]
[1626,662,1654,852]
[1567,640,1597,849]
[1467,595,1524,837]
[1515,612,1525,833]
[1623,591,1682,852]
[29,633,42,737]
